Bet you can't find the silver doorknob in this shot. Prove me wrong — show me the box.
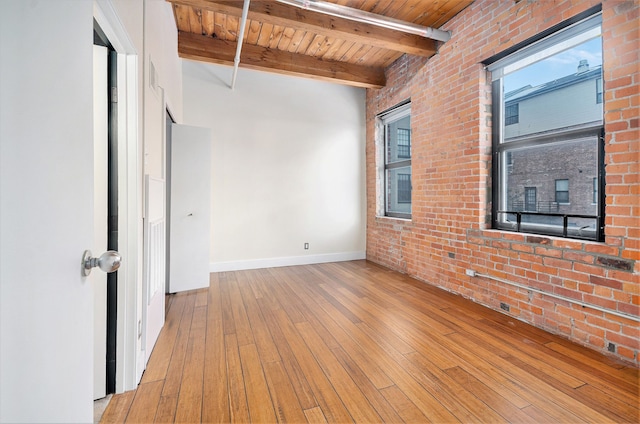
[82,250,121,276]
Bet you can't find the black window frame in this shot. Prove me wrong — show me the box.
[485,7,605,242]
[378,101,412,219]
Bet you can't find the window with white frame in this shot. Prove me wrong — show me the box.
[486,9,604,241]
[378,102,411,219]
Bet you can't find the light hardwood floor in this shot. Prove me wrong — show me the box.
[101,260,639,423]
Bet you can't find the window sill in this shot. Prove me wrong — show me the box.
[376,215,412,222]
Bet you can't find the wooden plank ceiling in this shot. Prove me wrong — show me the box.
[169,0,473,88]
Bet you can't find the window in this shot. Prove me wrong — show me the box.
[505,103,519,125]
[397,128,411,158]
[398,174,411,203]
[525,187,537,211]
[378,102,411,219]
[555,179,569,203]
[596,78,603,104]
[486,9,604,241]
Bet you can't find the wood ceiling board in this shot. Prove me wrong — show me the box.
[170,0,437,57]
[245,19,262,44]
[431,0,474,28]
[187,6,202,33]
[178,32,386,88]
[173,4,192,32]
[202,10,215,36]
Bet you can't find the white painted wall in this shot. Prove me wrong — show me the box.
[0,2,94,422]
[144,0,183,178]
[182,61,367,271]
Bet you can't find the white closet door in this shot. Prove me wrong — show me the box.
[169,124,212,293]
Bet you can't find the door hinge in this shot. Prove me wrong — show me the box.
[111,86,118,103]
[138,320,142,339]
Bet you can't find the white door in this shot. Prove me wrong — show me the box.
[170,125,212,293]
[143,176,166,362]
[0,2,96,422]
[93,45,109,400]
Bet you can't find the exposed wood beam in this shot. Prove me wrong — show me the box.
[178,31,386,88]
[169,0,437,57]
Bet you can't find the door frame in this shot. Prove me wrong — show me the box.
[94,0,143,393]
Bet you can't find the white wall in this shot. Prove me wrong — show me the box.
[182,61,367,271]
[143,0,183,178]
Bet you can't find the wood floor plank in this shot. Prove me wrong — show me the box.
[263,267,310,324]
[238,343,278,422]
[444,366,540,424]
[262,360,308,423]
[173,305,207,423]
[124,380,164,424]
[401,350,509,423]
[445,331,617,423]
[270,307,354,422]
[330,347,405,423]
[277,269,395,389]
[545,340,640,386]
[102,261,639,424]
[574,383,640,423]
[474,316,638,393]
[100,390,135,424]
[303,406,328,423]
[295,321,383,423]
[194,288,208,308]
[295,280,461,423]
[226,272,255,347]
[201,273,230,423]
[236,270,281,363]
[141,294,187,384]
[218,272,237,336]
[256,297,319,411]
[153,395,177,423]
[378,384,430,423]
[161,292,196,397]
[434,305,588,389]
[225,333,250,423]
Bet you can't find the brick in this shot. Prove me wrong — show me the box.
[616,346,637,361]
[595,256,634,271]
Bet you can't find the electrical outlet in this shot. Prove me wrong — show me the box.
[304,243,309,250]
[465,269,476,277]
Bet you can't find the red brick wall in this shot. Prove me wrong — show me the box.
[366,0,639,365]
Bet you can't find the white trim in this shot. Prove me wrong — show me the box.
[210,252,367,273]
[93,0,136,54]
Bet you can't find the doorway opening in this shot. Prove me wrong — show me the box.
[94,21,118,396]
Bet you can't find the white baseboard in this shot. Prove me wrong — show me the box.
[210,251,366,273]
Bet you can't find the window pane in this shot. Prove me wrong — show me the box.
[387,166,411,214]
[386,115,411,163]
[555,179,569,203]
[502,138,598,215]
[503,37,603,143]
